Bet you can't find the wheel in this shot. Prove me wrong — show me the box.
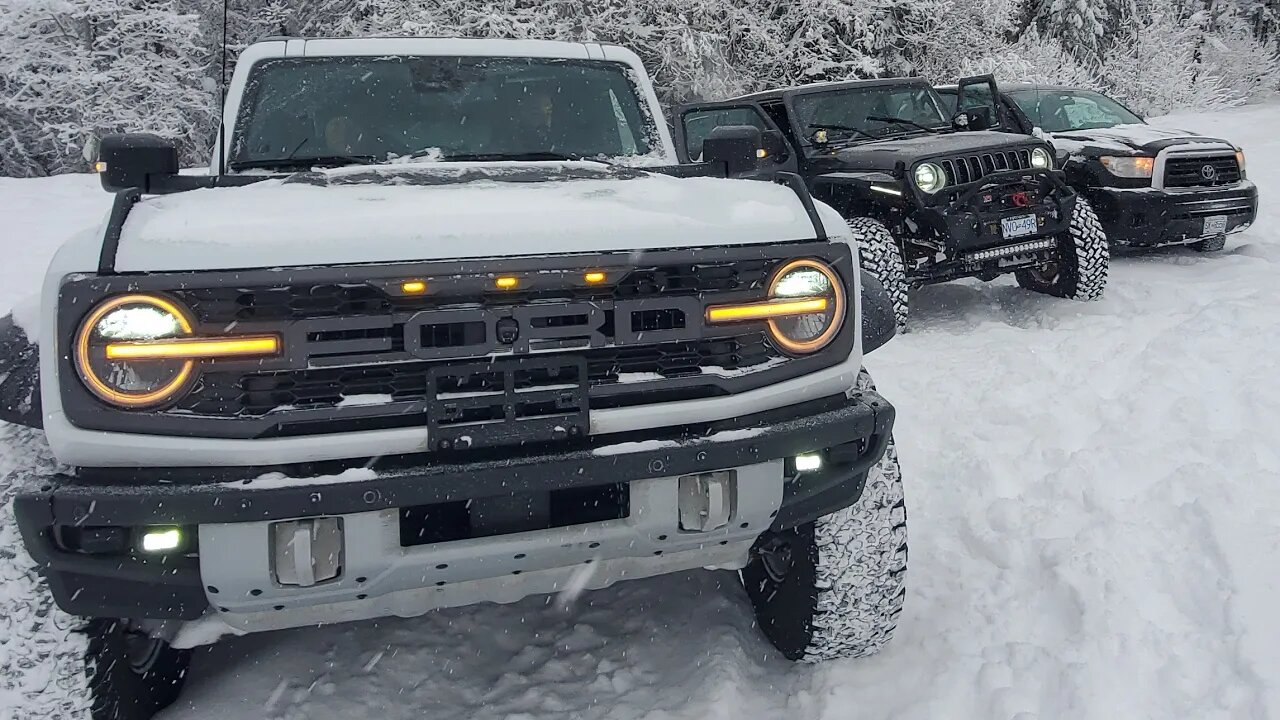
[1016,196,1109,300]
[741,369,907,662]
[1190,234,1226,252]
[0,425,191,720]
[846,217,909,330]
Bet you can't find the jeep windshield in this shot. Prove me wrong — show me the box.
[793,84,949,145]
[1007,89,1143,133]
[229,56,656,170]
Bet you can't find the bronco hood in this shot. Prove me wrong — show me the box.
[112,163,822,272]
[1048,124,1234,155]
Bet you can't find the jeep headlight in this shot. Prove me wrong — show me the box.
[1030,147,1053,169]
[914,162,946,193]
[705,259,845,355]
[1100,155,1155,178]
[74,294,280,408]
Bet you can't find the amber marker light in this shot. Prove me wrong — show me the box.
[495,276,519,289]
[584,271,607,284]
[105,335,281,360]
[400,280,427,294]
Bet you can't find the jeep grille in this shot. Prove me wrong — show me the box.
[939,149,1034,185]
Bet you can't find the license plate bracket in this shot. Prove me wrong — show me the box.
[1203,215,1228,236]
[426,356,589,452]
[1001,213,1039,239]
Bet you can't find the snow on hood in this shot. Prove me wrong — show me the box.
[114,163,819,272]
[1048,123,1234,155]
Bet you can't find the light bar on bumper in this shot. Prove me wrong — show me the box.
[966,238,1057,262]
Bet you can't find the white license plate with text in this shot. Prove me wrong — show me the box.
[1001,214,1038,239]
[1203,215,1228,236]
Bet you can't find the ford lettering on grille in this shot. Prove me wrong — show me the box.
[286,296,705,366]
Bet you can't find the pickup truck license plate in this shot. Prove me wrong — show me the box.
[1001,214,1038,239]
[1203,215,1228,236]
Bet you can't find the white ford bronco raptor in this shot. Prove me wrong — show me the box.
[0,37,906,719]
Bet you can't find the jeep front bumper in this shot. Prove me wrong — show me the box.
[15,391,894,626]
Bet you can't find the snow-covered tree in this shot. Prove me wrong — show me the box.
[0,0,214,174]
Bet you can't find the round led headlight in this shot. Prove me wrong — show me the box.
[74,294,196,408]
[914,162,946,193]
[766,259,845,354]
[1030,147,1053,169]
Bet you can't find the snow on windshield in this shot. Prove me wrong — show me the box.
[230,56,656,167]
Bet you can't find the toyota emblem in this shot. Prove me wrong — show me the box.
[1200,164,1217,181]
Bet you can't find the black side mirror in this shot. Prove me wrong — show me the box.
[96,133,179,193]
[760,129,790,162]
[702,125,763,177]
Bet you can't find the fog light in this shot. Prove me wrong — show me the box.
[140,527,183,553]
[794,453,823,472]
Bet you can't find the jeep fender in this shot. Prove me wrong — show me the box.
[859,270,896,354]
[0,314,42,428]
[809,171,903,224]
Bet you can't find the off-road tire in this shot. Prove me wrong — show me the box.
[741,369,907,662]
[1016,196,1109,300]
[0,425,191,720]
[1190,234,1227,252]
[846,217,909,329]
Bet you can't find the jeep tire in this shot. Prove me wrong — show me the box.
[847,217,909,329]
[1015,196,1109,300]
[740,369,907,662]
[0,426,191,720]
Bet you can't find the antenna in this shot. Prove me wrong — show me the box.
[217,0,229,175]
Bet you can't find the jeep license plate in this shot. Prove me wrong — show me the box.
[1203,215,1228,236]
[1001,214,1038,239]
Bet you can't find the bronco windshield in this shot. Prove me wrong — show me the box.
[791,84,950,143]
[229,56,656,168]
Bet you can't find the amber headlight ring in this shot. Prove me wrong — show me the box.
[73,293,282,410]
[705,258,847,356]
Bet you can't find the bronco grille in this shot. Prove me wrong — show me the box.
[60,243,854,440]
[939,149,1034,185]
[1163,154,1241,188]
[179,332,775,419]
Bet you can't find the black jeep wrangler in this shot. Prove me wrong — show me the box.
[677,76,1110,326]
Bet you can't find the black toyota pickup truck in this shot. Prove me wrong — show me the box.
[938,83,1258,252]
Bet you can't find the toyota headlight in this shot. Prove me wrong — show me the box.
[1236,149,1246,179]
[1100,155,1155,178]
[1030,147,1053,169]
[705,259,845,354]
[74,294,281,408]
[913,162,946,193]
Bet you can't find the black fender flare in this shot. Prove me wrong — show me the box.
[859,270,896,354]
[0,314,42,428]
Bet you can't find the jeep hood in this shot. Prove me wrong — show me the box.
[1048,124,1234,155]
[112,163,822,272]
[821,131,1044,172]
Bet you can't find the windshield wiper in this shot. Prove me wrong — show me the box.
[808,123,878,141]
[864,115,939,134]
[228,155,380,171]
[416,150,616,166]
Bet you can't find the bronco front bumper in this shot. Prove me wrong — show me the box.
[16,391,894,623]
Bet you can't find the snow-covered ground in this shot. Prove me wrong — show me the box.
[1,104,1277,720]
